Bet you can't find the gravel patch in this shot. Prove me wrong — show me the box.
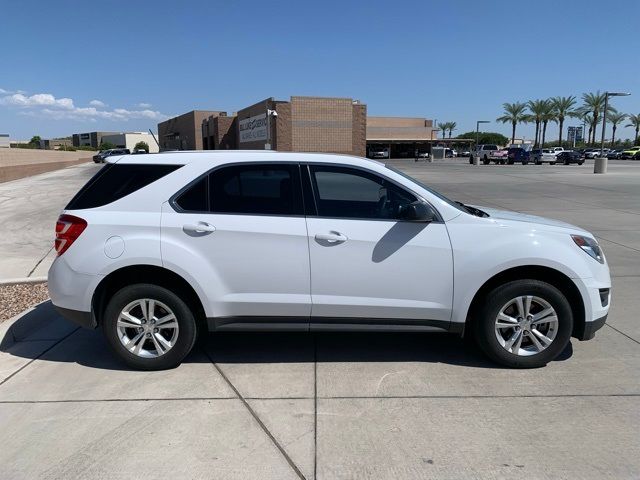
[0,282,49,323]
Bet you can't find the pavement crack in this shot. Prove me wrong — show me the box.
[202,347,307,480]
[605,323,640,345]
[313,334,318,480]
[27,245,54,277]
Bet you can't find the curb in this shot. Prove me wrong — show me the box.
[0,276,47,286]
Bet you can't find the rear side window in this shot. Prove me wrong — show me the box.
[173,163,303,216]
[210,164,302,215]
[66,164,181,210]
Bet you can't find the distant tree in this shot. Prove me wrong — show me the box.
[437,122,449,139]
[134,141,150,152]
[496,102,527,145]
[527,99,552,147]
[98,141,116,151]
[29,135,41,145]
[540,102,556,148]
[456,131,509,146]
[551,96,577,147]
[625,113,640,144]
[580,91,608,143]
[607,111,627,146]
[443,122,455,138]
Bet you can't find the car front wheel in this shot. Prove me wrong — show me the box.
[472,280,573,368]
[102,284,198,370]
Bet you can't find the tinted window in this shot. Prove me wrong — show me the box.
[310,166,416,219]
[175,176,208,212]
[209,164,302,215]
[66,164,180,210]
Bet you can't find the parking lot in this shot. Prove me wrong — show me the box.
[1,159,639,479]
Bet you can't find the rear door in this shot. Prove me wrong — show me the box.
[161,162,311,328]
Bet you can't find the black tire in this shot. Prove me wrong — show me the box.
[550,161,556,165]
[507,160,514,165]
[523,161,528,165]
[102,283,198,370]
[564,160,569,165]
[472,279,573,368]
[469,156,473,164]
[535,161,541,165]
[578,161,584,165]
[483,157,490,165]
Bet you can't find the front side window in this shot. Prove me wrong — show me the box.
[309,165,417,220]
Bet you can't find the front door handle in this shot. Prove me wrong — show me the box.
[315,232,348,243]
[183,222,216,234]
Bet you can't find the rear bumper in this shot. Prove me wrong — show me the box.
[575,313,607,341]
[53,305,96,329]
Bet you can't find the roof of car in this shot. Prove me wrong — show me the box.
[108,150,385,167]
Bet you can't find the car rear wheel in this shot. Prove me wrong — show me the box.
[102,284,198,370]
[550,161,556,165]
[578,161,584,165]
[472,280,573,368]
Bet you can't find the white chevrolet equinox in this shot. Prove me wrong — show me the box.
[48,151,611,370]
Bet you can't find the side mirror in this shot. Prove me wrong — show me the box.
[399,201,435,222]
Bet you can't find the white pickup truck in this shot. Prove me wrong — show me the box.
[470,144,501,164]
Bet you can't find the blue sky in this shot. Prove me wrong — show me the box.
[1,0,639,141]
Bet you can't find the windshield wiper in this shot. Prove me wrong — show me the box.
[455,201,490,218]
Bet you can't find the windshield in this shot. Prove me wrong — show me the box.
[385,164,467,213]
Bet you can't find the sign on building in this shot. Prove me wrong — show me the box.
[239,113,268,143]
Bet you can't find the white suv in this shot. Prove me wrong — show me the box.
[49,152,611,370]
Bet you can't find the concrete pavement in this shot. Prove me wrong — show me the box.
[0,159,639,479]
[0,162,100,281]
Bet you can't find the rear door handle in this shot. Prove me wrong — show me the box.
[183,222,216,234]
[315,232,348,243]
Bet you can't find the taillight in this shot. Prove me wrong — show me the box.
[55,214,87,256]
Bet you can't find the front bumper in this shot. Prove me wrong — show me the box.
[575,313,607,341]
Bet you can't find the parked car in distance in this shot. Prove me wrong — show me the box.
[458,150,471,157]
[474,144,499,164]
[556,151,584,165]
[370,149,389,159]
[489,148,509,164]
[621,146,640,159]
[49,151,611,371]
[133,149,148,155]
[93,148,131,163]
[584,148,603,159]
[550,147,565,155]
[531,149,557,165]
[606,149,622,159]
[507,147,530,164]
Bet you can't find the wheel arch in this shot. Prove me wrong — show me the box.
[464,265,585,339]
[92,265,206,330]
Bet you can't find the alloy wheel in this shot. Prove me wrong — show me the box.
[116,298,179,358]
[494,295,559,356]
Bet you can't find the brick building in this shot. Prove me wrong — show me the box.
[157,110,221,151]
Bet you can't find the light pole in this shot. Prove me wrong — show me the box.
[473,120,490,165]
[266,109,278,150]
[595,92,630,174]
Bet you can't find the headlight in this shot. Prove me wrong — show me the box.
[571,235,605,264]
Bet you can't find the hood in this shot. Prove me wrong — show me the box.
[476,207,586,232]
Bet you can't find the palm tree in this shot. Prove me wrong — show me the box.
[551,96,576,147]
[437,122,448,139]
[527,99,552,147]
[540,102,556,147]
[447,122,457,139]
[496,102,527,145]
[607,111,627,146]
[626,114,640,144]
[580,91,607,144]
[579,113,594,145]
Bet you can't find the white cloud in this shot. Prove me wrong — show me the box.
[0,93,74,109]
[137,102,152,109]
[1,89,167,122]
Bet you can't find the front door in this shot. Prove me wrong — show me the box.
[161,162,311,327]
[304,164,453,326]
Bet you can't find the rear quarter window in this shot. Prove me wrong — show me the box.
[66,164,181,210]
